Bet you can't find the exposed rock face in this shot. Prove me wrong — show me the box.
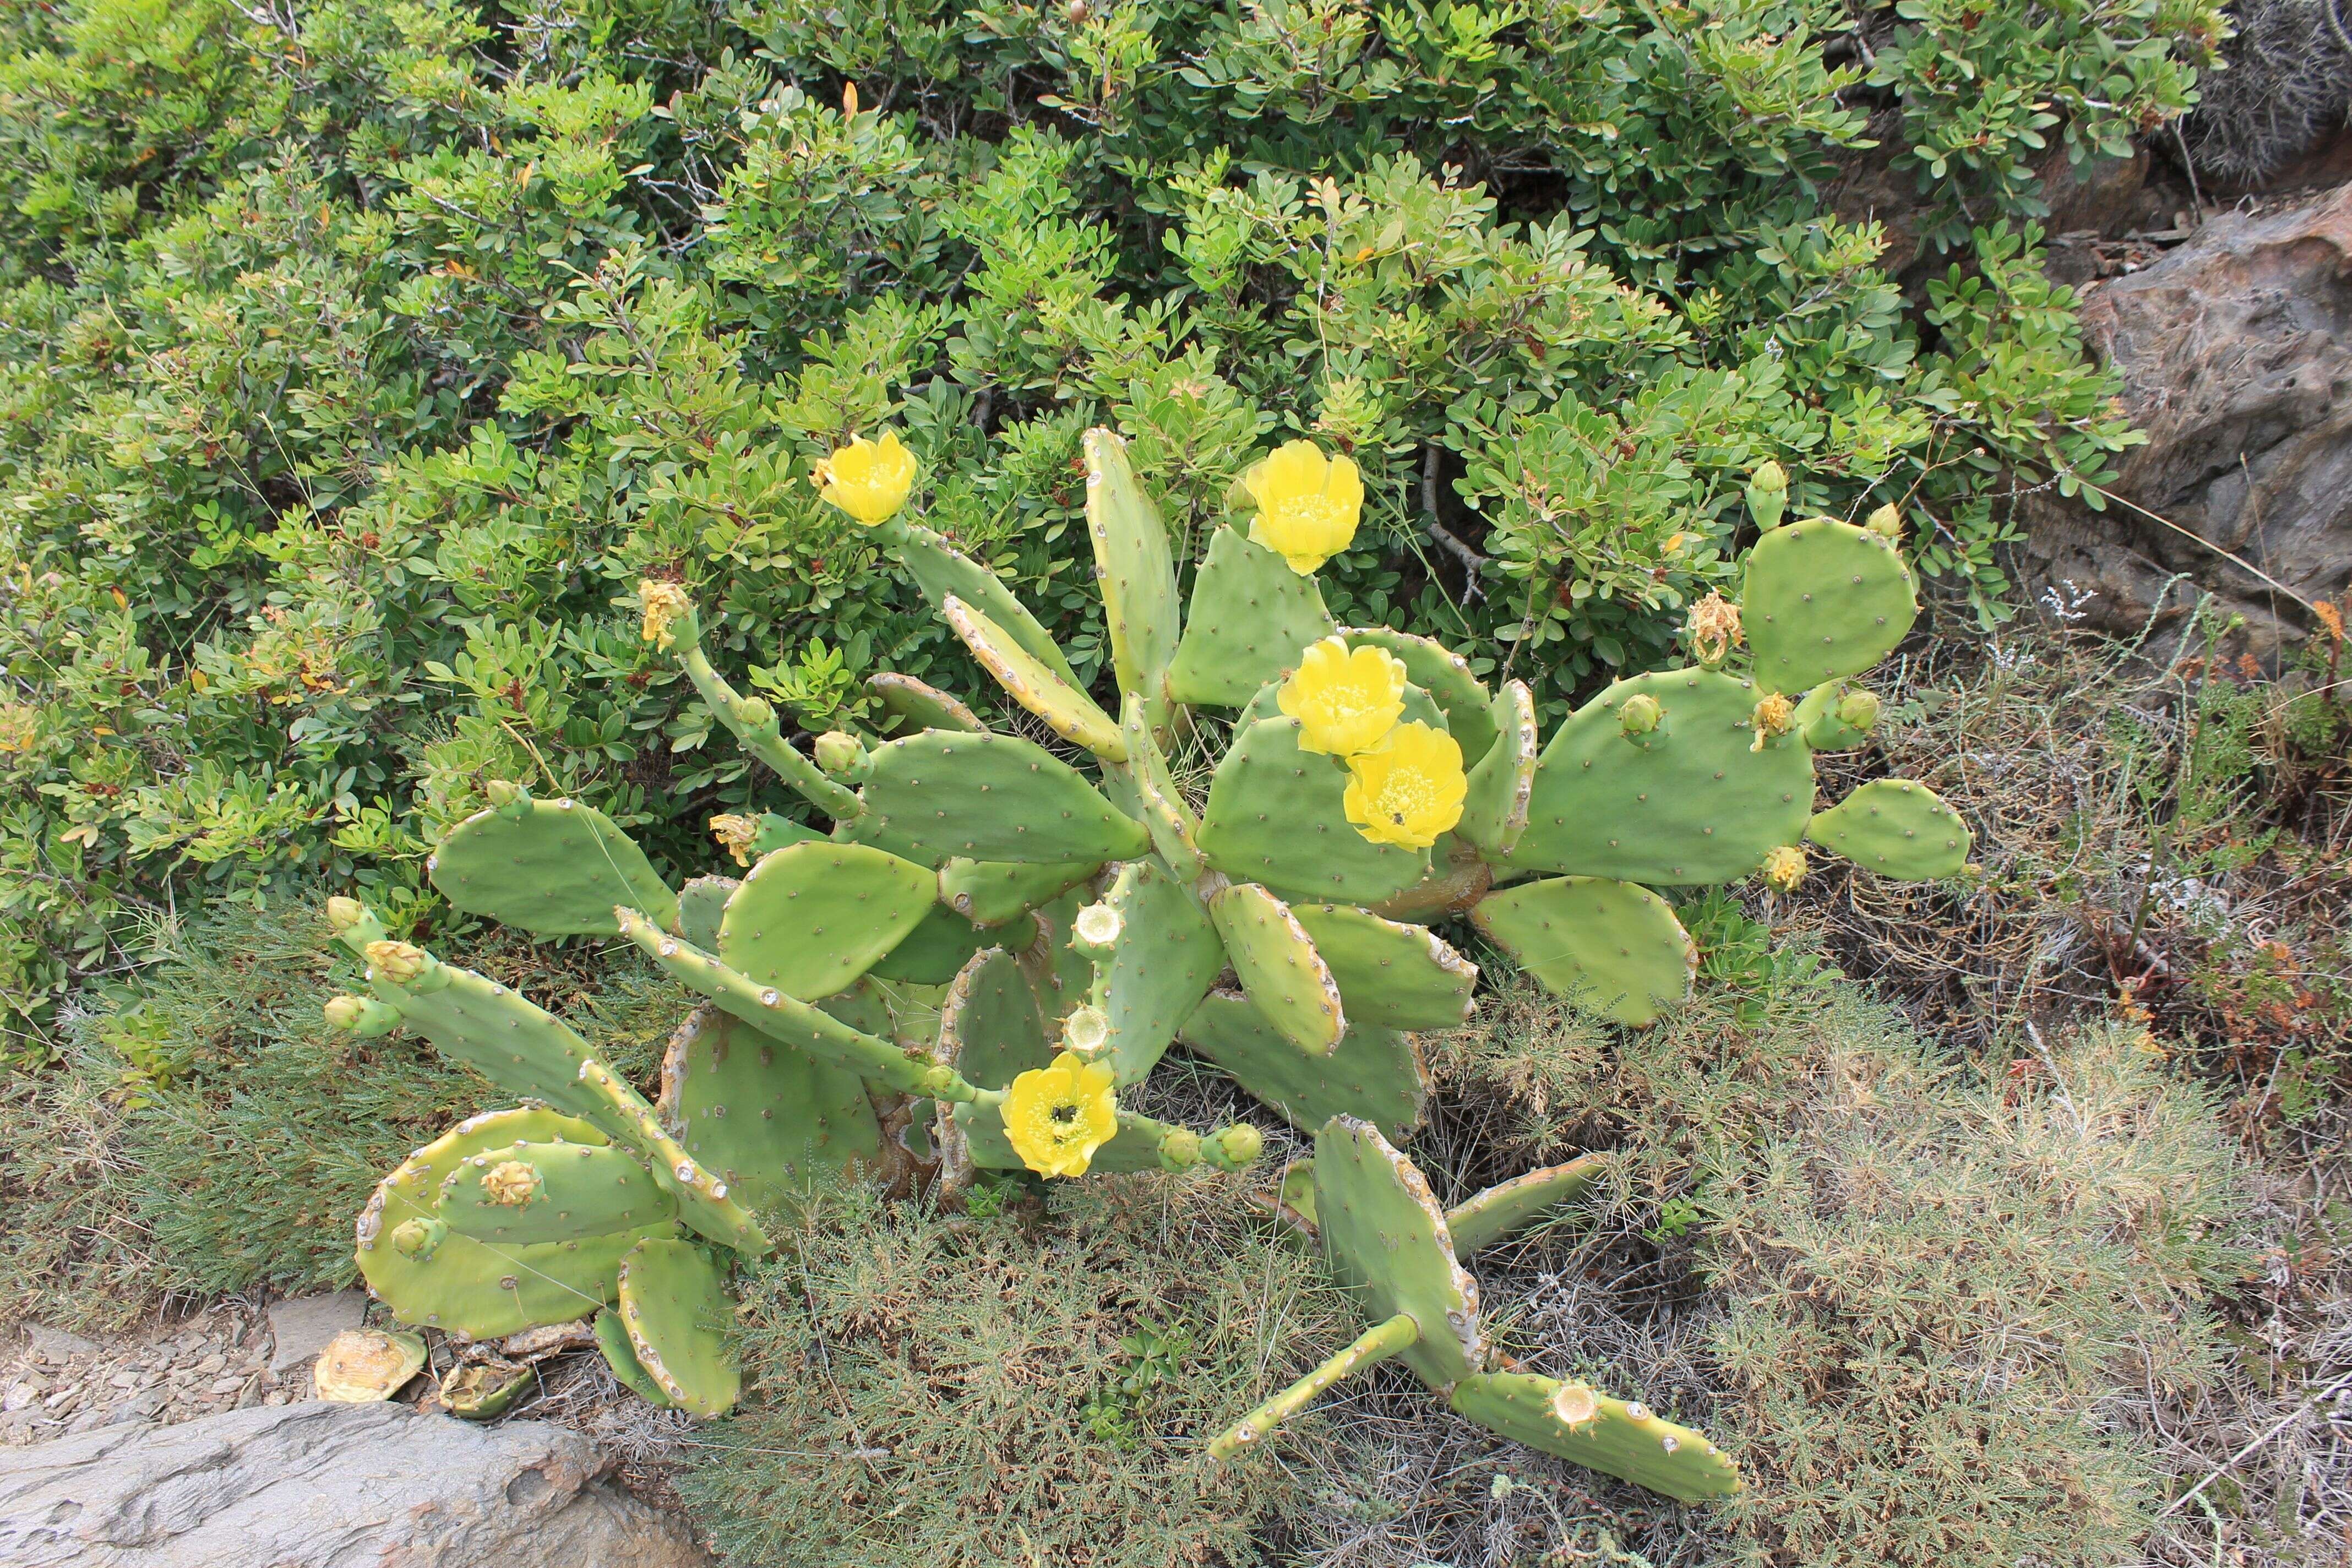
[2024,183,2352,657]
[0,1400,712,1567]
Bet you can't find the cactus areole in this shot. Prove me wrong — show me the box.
[324,434,1969,1499]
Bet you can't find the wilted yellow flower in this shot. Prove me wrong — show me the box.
[1000,1050,1119,1178]
[1342,721,1467,851]
[709,813,759,867]
[1244,440,1363,575]
[815,431,918,525]
[1760,843,1806,892]
[1278,635,1407,756]
[639,580,692,649]
[1686,591,1743,666]
[479,1159,543,1207]
[1749,692,1795,752]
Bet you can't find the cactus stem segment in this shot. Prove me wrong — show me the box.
[1207,1311,1419,1461]
[665,617,863,822]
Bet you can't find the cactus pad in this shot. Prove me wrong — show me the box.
[871,902,994,983]
[938,948,1053,1090]
[1084,428,1183,737]
[862,730,1151,865]
[1805,778,1972,878]
[1200,717,1430,905]
[939,856,1098,928]
[1444,1155,1603,1253]
[1469,875,1697,1026]
[594,1309,675,1408]
[1166,525,1336,705]
[429,797,677,935]
[884,519,1080,687]
[1120,695,1205,879]
[673,875,738,950]
[1179,992,1427,1142]
[438,1139,676,1245]
[658,1006,883,1208]
[1507,667,1815,884]
[1208,883,1347,1055]
[1342,627,1497,766]
[1098,860,1222,1084]
[717,841,938,1000]
[868,670,986,734]
[1457,679,1537,857]
[1448,1372,1739,1502]
[356,1107,661,1340]
[1288,902,1477,1030]
[616,1237,741,1418]
[944,594,1126,759]
[1742,516,1916,695]
[1313,1115,1483,1386]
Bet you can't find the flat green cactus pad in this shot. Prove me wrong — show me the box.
[1085,428,1183,737]
[1120,695,1204,879]
[870,902,993,983]
[1208,883,1347,1055]
[1456,679,1537,857]
[939,948,1052,1091]
[1743,516,1916,695]
[1506,667,1815,884]
[718,841,938,1001]
[1278,1158,1319,1229]
[1313,1115,1483,1386]
[1099,860,1221,1085]
[594,1309,676,1408]
[429,797,677,936]
[862,731,1151,865]
[1469,875,1697,1027]
[657,1006,882,1209]
[868,670,986,734]
[1179,992,1427,1143]
[1805,777,1972,879]
[673,875,738,951]
[887,520,1080,688]
[617,1237,741,1418]
[945,595,1126,759]
[939,856,1098,928]
[358,958,613,1129]
[1289,902,1477,1030]
[1166,525,1336,706]
[1444,1155,1603,1253]
[1342,627,1497,766]
[438,1139,676,1245]
[1199,717,1430,905]
[357,1108,665,1340]
[1447,1373,1740,1502]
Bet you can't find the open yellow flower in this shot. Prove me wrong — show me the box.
[1278,635,1407,756]
[1000,1050,1119,1178]
[815,431,918,525]
[1244,440,1363,575]
[1342,721,1467,851]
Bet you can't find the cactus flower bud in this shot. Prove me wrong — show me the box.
[638,580,693,649]
[484,778,527,813]
[1761,843,1806,892]
[1157,1128,1202,1171]
[1207,1122,1264,1171]
[813,731,868,778]
[731,695,775,729]
[1745,460,1788,531]
[1074,901,1123,950]
[1749,693,1796,752]
[325,896,367,933]
[322,995,368,1030]
[1685,591,1743,666]
[1865,502,1902,540]
[1618,693,1663,741]
[1063,1004,1110,1055]
[709,813,760,868]
[1750,459,1787,493]
[323,995,399,1036]
[363,939,436,988]
[480,1159,543,1207]
[390,1217,447,1260]
[1834,689,1881,733]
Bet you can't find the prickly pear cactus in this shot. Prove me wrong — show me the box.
[323,432,1970,1493]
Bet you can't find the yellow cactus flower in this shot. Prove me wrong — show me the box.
[1000,1050,1120,1178]
[1244,440,1363,575]
[1750,692,1795,752]
[1342,721,1467,851]
[815,431,918,525]
[1760,843,1806,892]
[1278,635,1407,756]
[639,580,692,649]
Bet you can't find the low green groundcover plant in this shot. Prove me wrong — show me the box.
[0,0,2207,1046]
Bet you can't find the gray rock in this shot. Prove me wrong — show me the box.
[20,1326,99,1364]
[0,1400,713,1567]
[2023,183,2352,660]
[265,1291,367,1374]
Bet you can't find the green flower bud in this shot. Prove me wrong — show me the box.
[1834,689,1881,733]
[1208,1122,1264,1171]
[1618,693,1663,737]
[484,778,529,814]
[1157,1128,1201,1171]
[732,695,775,729]
[1865,503,1902,540]
[391,1217,447,1260]
[813,731,868,778]
[1750,459,1787,493]
[325,896,367,933]
[363,940,437,988]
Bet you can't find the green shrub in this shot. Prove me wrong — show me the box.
[0,0,2206,1044]
[675,1174,1357,1568]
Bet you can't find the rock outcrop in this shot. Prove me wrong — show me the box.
[0,1399,712,1567]
[2024,183,2352,658]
